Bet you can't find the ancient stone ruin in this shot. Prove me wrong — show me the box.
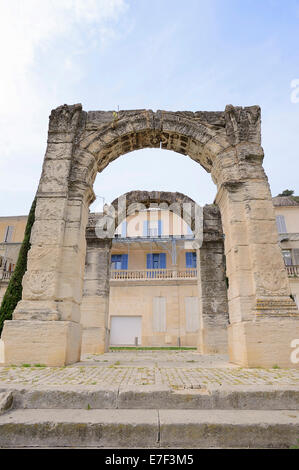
[1,104,298,367]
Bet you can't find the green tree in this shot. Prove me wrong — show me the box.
[0,198,36,335]
[277,189,294,196]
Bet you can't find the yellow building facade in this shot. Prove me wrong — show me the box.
[0,216,27,302]
[108,209,199,347]
[273,195,299,308]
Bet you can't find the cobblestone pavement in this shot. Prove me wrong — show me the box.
[0,351,298,388]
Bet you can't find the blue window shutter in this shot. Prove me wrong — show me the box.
[121,254,128,270]
[192,252,197,267]
[121,222,127,238]
[159,253,166,268]
[186,252,192,268]
[143,221,148,237]
[111,255,117,263]
[146,254,152,269]
[158,220,162,237]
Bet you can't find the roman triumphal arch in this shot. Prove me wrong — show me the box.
[80,190,229,356]
[1,103,299,367]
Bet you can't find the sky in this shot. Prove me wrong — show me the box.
[0,0,299,215]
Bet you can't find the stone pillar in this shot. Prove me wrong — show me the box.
[213,140,299,367]
[197,205,229,354]
[80,220,112,355]
[0,104,93,366]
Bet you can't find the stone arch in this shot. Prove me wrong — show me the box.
[87,190,203,238]
[81,190,228,355]
[1,104,299,367]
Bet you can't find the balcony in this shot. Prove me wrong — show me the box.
[110,268,197,281]
[286,265,299,277]
[0,271,13,281]
[110,265,299,282]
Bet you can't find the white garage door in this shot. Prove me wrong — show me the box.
[110,316,142,346]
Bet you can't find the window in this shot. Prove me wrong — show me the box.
[185,297,199,332]
[276,215,287,233]
[111,254,128,270]
[293,249,299,266]
[185,252,197,268]
[146,253,166,269]
[4,226,14,243]
[153,297,166,332]
[282,250,292,266]
[143,220,163,237]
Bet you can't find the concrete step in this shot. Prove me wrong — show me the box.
[2,385,299,410]
[0,409,298,448]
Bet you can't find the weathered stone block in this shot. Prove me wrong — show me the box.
[244,199,276,221]
[30,220,65,245]
[225,245,252,275]
[1,320,82,366]
[38,160,71,193]
[35,197,66,221]
[81,327,107,354]
[22,270,57,301]
[44,142,74,160]
[57,274,84,304]
[247,219,280,244]
[80,296,109,328]
[13,299,60,320]
[228,318,299,368]
[227,270,255,300]
[27,245,61,272]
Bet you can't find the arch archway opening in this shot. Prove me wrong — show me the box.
[82,191,228,354]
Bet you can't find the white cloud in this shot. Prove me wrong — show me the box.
[0,0,128,211]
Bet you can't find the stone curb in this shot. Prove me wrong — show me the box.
[0,409,159,448]
[0,384,298,410]
[0,392,13,415]
[0,409,298,448]
[159,409,299,448]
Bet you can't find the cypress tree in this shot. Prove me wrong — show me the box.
[0,197,36,335]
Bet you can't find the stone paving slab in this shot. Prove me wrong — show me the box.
[81,350,235,368]
[0,365,298,388]
[0,352,298,388]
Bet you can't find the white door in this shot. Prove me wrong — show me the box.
[110,316,142,345]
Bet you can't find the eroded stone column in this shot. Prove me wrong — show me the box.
[1,104,89,366]
[213,141,299,367]
[197,205,229,354]
[80,219,112,355]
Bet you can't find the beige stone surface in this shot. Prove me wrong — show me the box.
[1,320,82,366]
[228,319,299,368]
[0,340,4,364]
[81,327,106,354]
